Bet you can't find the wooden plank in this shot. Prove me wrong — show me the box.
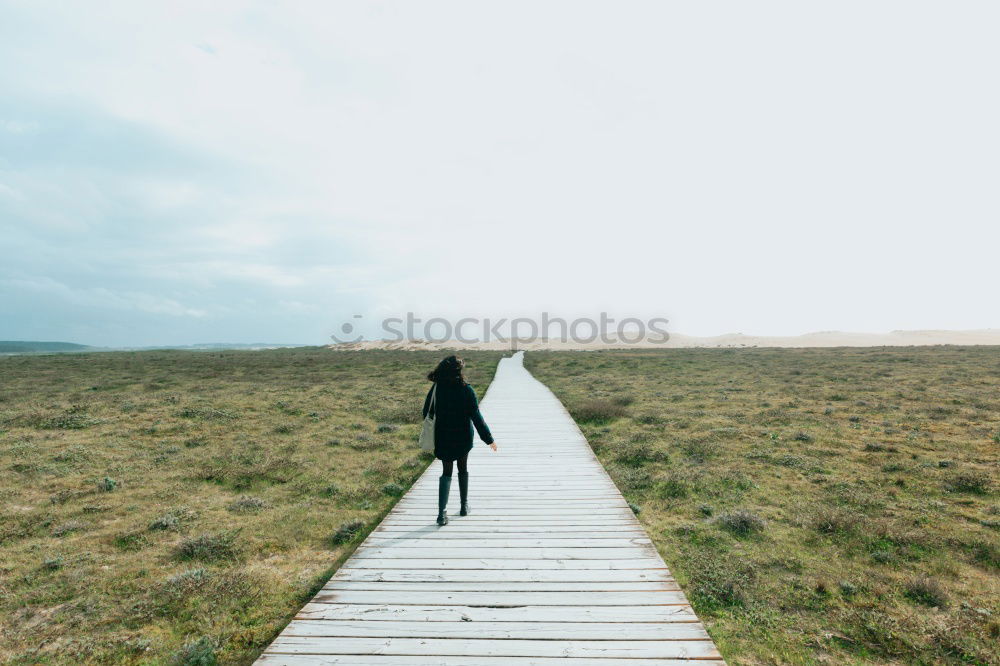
[380,499,629,508]
[265,637,721,659]
[328,569,674,583]
[368,533,650,540]
[276,620,709,640]
[386,508,632,516]
[382,511,634,518]
[391,496,627,504]
[411,480,616,485]
[403,486,624,492]
[372,525,647,535]
[420,485,617,490]
[295,603,700,623]
[339,558,667,570]
[310,590,690,606]
[258,655,726,666]
[353,547,656,559]
[370,530,649,539]
[406,487,618,492]
[411,471,606,475]
[362,534,653,549]
[407,475,612,481]
[405,486,617,491]
[321,581,680,592]
[378,520,637,527]
[382,514,633,521]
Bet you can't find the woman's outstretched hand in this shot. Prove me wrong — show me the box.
[488,442,498,452]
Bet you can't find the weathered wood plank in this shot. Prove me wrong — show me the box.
[328,568,674,583]
[362,535,653,548]
[295,603,700,623]
[322,581,680,592]
[258,655,726,666]
[276,620,708,639]
[386,508,633,516]
[372,525,647,535]
[397,494,625,501]
[265,637,721,659]
[353,547,657,559]
[398,497,627,504]
[370,529,649,538]
[310,590,690,606]
[379,519,636,526]
[340,558,668,570]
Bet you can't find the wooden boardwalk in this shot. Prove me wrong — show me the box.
[256,352,723,665]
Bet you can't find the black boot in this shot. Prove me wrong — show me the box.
[458,472,470,516]
[437,476,451,525]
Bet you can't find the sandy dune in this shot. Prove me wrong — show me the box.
[329,329,1000,351]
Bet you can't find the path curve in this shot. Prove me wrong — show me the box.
[256,351,723,665]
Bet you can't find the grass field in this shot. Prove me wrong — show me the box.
[527,347,1000,665]
[3,346,997,664]
[0,348,503,664]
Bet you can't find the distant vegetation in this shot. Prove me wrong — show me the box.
[528,347,1000,666]
[0,341,310,355]
[0,341,95,353]
[0,347,502,663]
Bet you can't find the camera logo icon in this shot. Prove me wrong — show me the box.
[329,315,365,344]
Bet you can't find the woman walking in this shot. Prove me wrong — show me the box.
[423,355,498,525]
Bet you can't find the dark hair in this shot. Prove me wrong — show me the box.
[428,355,467,385]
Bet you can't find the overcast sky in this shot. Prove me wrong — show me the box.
[1,1,997,346]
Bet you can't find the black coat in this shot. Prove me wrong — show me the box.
[422,382,493,461]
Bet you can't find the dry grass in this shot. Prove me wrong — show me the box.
[527,346,1000,665]
[0,347,502,664]
[568,397,629,424]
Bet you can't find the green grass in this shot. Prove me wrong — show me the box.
[0,347,502,664]
[526,346,1000,666]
